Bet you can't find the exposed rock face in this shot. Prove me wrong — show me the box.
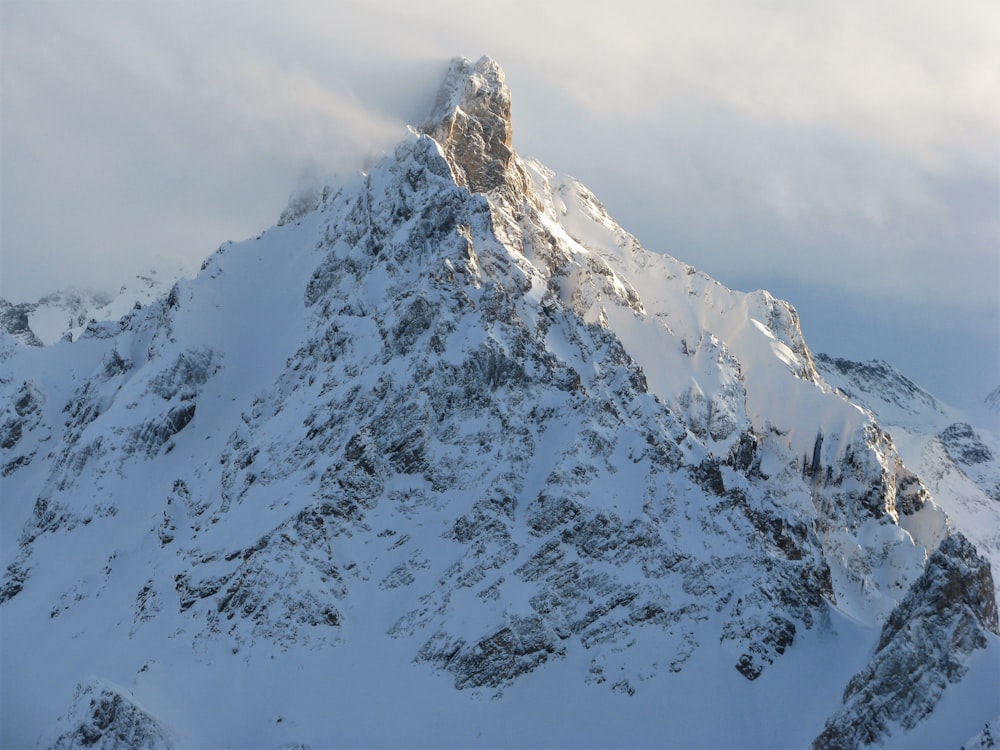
[0,299,44,346]
[815,533,999,748]
[47,680,173,750]
[420,55,530,207]
[963,718,999,750]
[815,353,945,421]
[0,380,45,475]
[421,614,564,690]
[0,290,118,347]
[939,422,995,466]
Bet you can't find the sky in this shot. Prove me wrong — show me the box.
[1,0,997,413]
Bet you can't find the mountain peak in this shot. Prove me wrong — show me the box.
[3,54,998,750]
[424,56,508,125]
[420,56,522,198]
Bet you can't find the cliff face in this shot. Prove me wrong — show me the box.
[816,532,998,748]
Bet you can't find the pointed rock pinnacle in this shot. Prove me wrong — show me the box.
[420,56,526,201]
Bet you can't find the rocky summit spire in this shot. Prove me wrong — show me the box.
[420,56,526,201]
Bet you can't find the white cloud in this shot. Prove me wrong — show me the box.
[1,0,996,406]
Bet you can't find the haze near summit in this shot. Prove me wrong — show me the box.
[1,1,997,410]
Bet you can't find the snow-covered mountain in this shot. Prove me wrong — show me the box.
[1,268,188,348]
[816,353,1000,598]
[2,56,997,750]
[1,290,113,347]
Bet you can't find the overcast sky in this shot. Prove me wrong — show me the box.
[1,1,998,412]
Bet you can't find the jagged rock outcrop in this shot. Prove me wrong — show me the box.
[0,379,45,473]
[0,290,117,347]
[46,680,173,750]
[815,353,945,422]
[0,299,44,346]
[963,718,1000,750]
[939,422,994,466]
[815,533,999,748]
[420,55,530,208]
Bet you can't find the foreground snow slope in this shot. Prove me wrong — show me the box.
[2,56,997,750]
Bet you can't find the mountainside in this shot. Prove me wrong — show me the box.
[2,56,998,750]
[815,353,1000,601]
[1,270,184,348]
[0,291,111,347]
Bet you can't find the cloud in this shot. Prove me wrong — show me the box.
[1,0,997,406]
[0,2,439,298]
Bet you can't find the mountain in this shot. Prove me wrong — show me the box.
[0,290,112,347]
[815,353,1000,599]
[2,56,998,750]
[1,269,186,348]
